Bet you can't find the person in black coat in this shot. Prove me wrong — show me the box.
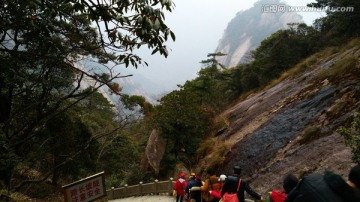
[221,166,263,202]
[285,164,360,202]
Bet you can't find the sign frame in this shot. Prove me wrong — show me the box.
[62,171,106,202]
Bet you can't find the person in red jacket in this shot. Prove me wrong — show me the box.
[174,172,188,202]
[209,174,227,199]
[266,174,299,202]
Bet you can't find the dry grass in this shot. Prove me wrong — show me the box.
[213,115,229,133]
[264,47,339,90]
[195,137,232,169]
[298,125,320,145]
[315,55,359,82]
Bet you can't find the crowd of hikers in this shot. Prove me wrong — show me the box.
[173,164,360,202]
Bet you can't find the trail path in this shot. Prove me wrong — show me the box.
[109,196,255,202]
[109,195,175,202]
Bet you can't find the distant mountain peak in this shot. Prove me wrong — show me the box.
[215,0,303,68]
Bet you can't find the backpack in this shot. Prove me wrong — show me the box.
[270,190,287,202]
[202,177,219,201]
[221,179,241,202]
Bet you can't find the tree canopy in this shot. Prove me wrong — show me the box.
[308,0,360,42]
[0,0,175,196]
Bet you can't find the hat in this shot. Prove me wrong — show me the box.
[195,176,202,182]
[283,174,299,193]
[233,166,241,175]
[218,174,227,182]
[206,167,215,175]
[180,172,186,178]
[190,172,196,177]
[349,164,360,188]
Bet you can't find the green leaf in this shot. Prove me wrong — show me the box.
[170,31,176,41]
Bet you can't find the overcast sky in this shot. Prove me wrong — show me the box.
[129,0,325,93]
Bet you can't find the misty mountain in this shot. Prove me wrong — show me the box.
[115,71,168,103]
[85,0,306,105]
[80,59,167,105]
[215,0,303,68]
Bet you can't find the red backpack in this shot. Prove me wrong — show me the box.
[221,179,241,202]
[270,190,287,202]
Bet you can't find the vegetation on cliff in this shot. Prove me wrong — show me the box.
[1,0,360,200]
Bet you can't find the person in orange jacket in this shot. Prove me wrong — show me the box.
[209,174,227,199]
[191,167,221,202]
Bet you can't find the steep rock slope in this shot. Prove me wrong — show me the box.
[215,0,303,68]
[212,42,360,194]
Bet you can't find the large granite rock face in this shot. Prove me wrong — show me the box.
[143,129,166,175]
[214,46,360,194]
[215,0,303,68]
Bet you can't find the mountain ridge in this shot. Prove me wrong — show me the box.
[215,0,303,68]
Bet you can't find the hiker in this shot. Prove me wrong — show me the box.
[265,174,299,202]
[285,164,360,202]
[191,167,221,202]
[185,173,196,201]
[174,172,188,202]
[185,174,203,202]
[221,165,263,202]
[209,174,227,199]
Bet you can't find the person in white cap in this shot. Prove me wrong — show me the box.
[209,174,227,199]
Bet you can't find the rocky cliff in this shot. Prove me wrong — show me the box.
[215,0,303,68]
[196,40,360,195]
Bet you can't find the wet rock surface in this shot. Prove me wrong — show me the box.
[224,86,337,176]
[215,47,360,195]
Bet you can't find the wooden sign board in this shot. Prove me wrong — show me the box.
[62,171,106,202]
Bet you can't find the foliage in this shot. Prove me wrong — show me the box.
[338,111,360,164]
[308,0,360,42]
[100,119,151,186]
[250,23,321,85]
[121,94,154,116]
[200,52,227,69]
[0,0,175,196]
[37,109,99,184]
[152,88,212,171]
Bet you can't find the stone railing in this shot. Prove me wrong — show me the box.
[106,178,257,202]
[106,178,174,200]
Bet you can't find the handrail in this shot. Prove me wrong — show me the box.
[106,179,174,200]
[106,179,257,202]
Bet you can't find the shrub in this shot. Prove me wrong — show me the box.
[299,125,320,144]
[338,111,360,164]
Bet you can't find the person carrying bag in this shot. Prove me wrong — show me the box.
[221,179,241,202]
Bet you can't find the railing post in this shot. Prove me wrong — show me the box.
[139,181,143,196]
[169,178,174,196]
[110,187,114,200]
[154,179,159,195]
[124,184,128,197]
